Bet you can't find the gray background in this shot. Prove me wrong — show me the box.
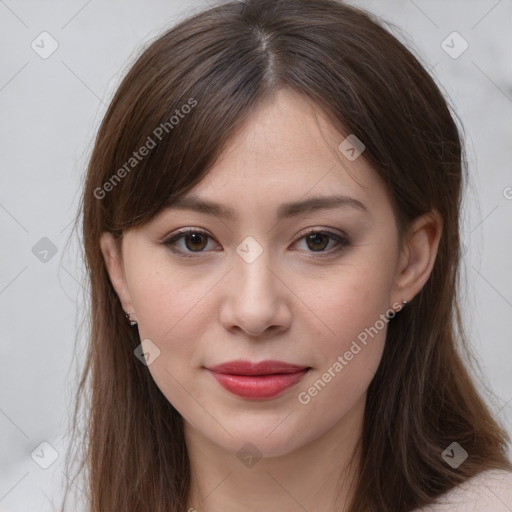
[1,0,511,510]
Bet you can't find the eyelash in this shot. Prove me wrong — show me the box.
[162,227,350,259]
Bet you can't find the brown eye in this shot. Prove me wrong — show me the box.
[294,229,350,256]
[164,227,349,259]
[163,229,218,258]
[305,232,330,252]
[183,232,208,252]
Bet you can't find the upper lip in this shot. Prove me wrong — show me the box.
[207,360,309,376]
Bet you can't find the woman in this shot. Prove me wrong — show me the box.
[66,0,512,510]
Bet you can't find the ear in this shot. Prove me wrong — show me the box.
[392,210,443,304]
[100,232,136,319]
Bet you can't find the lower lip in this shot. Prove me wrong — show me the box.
[209,369,309,399]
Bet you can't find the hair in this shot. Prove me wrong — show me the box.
[65,0,512,510]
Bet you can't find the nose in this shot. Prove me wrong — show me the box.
[218,248,292,338]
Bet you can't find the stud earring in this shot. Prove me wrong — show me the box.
[125,312,138,326]
[402,299,408,305]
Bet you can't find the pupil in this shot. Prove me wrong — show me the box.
[186,233,206,251]
[307,233,327,251]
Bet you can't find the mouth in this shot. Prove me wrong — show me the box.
[205,360,311,399]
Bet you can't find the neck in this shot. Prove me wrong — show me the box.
[184,394,365,512]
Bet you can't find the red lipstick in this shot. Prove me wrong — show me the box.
[206,360,310,399]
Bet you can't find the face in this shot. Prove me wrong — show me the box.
[102,89,436,458]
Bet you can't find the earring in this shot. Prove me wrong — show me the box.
[402,299,408,305]
[125,312,138,326]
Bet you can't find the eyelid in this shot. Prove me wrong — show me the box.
[290,227,350,255]
[162,226,350,258]
[294,226,349,243]
[162,227,218,252]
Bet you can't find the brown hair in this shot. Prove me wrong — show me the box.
[65,0,511,510]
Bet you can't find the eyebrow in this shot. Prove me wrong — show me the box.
[167,194,368,221]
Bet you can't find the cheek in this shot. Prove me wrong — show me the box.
[299,250,396,413]
[129,255,211,342]
[317,251,396,346]
[126,261,215,410]
[295,289,390,440]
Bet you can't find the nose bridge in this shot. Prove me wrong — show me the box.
[233,235,277,302]
[220,235,290,336]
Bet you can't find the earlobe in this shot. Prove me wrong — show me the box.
[99,232,136,318]
[393,210,443,304]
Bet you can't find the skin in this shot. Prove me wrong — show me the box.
[101,89,442,511]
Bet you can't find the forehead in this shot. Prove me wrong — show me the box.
[181,89,389,215]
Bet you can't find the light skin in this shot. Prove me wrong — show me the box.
[101,89,442,511]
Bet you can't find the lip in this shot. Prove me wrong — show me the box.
[206,360,310,399]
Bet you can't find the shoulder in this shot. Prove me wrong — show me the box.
[413,469,512,512]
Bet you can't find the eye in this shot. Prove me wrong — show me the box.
[163,228,219,257]
[292,228,350,256]
[162,227,350,258]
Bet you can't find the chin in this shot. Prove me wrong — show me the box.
[193,415,317,459]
